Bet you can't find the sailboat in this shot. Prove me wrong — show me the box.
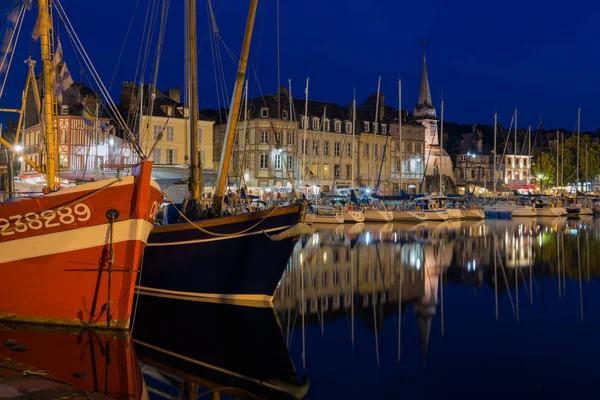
[0,1,163,329]
[137,0,307,306]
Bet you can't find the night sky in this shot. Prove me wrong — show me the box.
[2,0,600,131]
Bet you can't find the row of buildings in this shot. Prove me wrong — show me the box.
[11,52,554,196]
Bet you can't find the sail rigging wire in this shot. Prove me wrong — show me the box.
[0,1,25,98]
[108,0,141,92]
[53,0,143,157]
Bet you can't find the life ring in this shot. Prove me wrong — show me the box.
[416,206,421,211]
[347,205,353,211]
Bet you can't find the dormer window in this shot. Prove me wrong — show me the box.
[324,119,330,131]
[345,121,352,133]
[335,120,341,133]
[381,125,387,134]
[261,108,269,118]
[183,107,189,118]
[166,106,173,116]
[301,116,308,129]
[61,105,69,115]
[282,110,288,120]
[364,122,369,132]
[312,118,320,131]
[372,122,378,133]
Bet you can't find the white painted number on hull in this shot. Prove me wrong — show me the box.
[0,203,92,236]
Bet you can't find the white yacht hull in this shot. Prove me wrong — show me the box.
[391,210,428,222]
[511,206,537,217]
[535,207,563,217]
[423,210,449,221]
[461,209,485,220]
[306,213,344,224]
[342,210,365,223]
[446,209,463,220]
[363,209,393,222]
[579,207,594,216]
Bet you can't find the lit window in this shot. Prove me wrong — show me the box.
[261,108,269,118]
[323,163,329,178]
[364,122,369,132]
[166,106,173,116]
[324,140,330,156]
[335,121,341,132]
[275,153,282,170]
[346,143,352,157]
[166,126,175,142]
[260,131,268,144]
[312,118,320,131]
[260,153,268,169]
[334,142,340,157]
[61,105,69,115]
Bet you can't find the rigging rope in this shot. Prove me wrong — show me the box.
[108,0,142,92]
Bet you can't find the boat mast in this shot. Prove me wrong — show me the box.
[576,107,581,194]
[556,130,559,195]
[302,78,309,192]
[39,0,58,191]
[513,108,517,193]
[398,80,402,192]
[439,95,444,195]
[351,89,356,192]
[187,0,202,202]
[493,112,497,197]
[527,126,531,194]
[214,0,259,214]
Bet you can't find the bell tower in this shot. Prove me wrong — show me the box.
[414,44,438,146]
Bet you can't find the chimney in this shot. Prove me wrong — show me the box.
[167,88,181,103]
[120,81,137,114]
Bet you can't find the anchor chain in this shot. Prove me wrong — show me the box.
[105,209,119,329]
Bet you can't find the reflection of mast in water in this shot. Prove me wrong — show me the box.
[577,229,583,320]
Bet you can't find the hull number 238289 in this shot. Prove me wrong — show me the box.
[0,203,92,237]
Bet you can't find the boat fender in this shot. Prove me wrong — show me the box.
[416,206,421,211]
[472,205,478,210]
[265,222,312,241]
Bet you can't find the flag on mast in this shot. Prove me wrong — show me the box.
[53,40,74,103]
[32,8,51,40]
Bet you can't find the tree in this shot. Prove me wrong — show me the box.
[532,150,557,189]
[559,134,600,187]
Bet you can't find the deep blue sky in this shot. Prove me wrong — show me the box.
[2,0,600,131]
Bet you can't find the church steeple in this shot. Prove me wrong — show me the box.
[414,44,437,120]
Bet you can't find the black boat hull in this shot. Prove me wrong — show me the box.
[137,204,305,304]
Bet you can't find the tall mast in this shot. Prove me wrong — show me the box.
[561,131,564,194]
[493,112,497,196]
[214,0,259,214]
[39,0,58,190]
[276,0,281,120]
[527,126,531,194]
[513,108,517,193]
[302,78,309,191]
[288,78,294,183]
[371,76,382,190]
[556,130,559,194]
[318,105,326,206]
[576,108,581,194]
[187,0,202,201]
[351,89,356,191]
[398,79,402,192]
[439,95,444,195]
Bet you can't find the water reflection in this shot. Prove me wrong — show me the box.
[274,217,600,382]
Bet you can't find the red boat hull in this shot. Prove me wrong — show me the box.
[0,161,163,329]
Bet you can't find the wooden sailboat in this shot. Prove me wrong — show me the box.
[0,0,163,329]
[138,0,307,306]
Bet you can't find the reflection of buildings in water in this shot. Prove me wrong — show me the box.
[275,226,450,362]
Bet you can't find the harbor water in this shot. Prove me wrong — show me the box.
[2,217,600,399]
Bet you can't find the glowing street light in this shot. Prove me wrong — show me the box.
[14,145,23,152]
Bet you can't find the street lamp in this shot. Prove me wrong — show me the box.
[537,174,543,193]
